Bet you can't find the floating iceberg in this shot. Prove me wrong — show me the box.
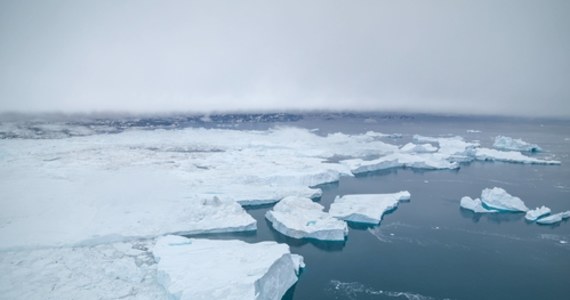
[329,191,411,224]
[536,211,570,225]
[525,206,552,221]
[481,187,529,212]
[460,196,498,213]
[475,148,559,165]
[493,136,542,152]
[399,143,438,153]
[265,196,348,241]
[348,153,459,175]
[153,235,304,300]
[413,135,479,163]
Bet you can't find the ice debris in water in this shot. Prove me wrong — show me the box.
[265,196,348,241]
[460,197,498,213]
[153,235,304,300]
[493,135,542,152]
[329,192,411,224]
[525,206,552,221]
[536,211,570,225]
[475,148,559,165]
[460,187,528,213]
[481,187,529,212]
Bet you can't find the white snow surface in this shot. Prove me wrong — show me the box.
[329,192,411,224]
[153,235,303,300]
[460,197,498,213]
[480,187,529,212]
[525,206,552,221]
[266,196,348,241]
[493,135,542,152]
[536,211,570,225]
[399,143,438,153]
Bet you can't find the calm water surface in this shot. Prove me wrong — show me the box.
[194,115,570,300]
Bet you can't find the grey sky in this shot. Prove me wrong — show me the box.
[1,0,569,116]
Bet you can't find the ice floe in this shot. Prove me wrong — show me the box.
[475,148,559,165]
[460,197,498,213]
[399,143,438,153]
[493,135,542,152]
[536,211,570,225]
[525,206,552,221]
[265,196,348,241]
[329,192,411,224]
[481,187,529,212]
[153,235,303,300]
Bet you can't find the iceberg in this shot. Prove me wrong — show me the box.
[525,206,552,221]
[348,153,459,175]
[399,143,438,153]
[329,191,411,224]
[475,148,560,165]
[265,196,348,241]
[480,187,529,212]
[536,211,570,225]
[493,136,542,152]
[460,196,498,213]
[153,235,303,300]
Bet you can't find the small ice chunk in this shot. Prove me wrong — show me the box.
[265,196,348,241]
[525,206,552,221]
[481,187,529,212]
[466,129,481,133]
[153,235,304,300]
[460,196,498,213]
[329,191,411,224]
[399,143,438,153]
[536,211,570,225]
[493,136,542,152]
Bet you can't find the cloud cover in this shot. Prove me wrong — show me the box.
[0,0,569,116]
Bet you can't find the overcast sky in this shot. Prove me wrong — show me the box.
[0,0,569,116]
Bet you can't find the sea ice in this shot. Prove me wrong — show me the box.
[329,191,411,224]
[265,196,348,241]
[153,235,303,300]
[475,148,560,165]
[460,197,498,213]
[525,206,552,221]
[348,153,459,175]
[536,211,570,225]
[493,136,542,152]
[480,187,529,212]
[399,143,438,153]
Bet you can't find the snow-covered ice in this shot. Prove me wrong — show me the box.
[475,148,559,165]
[329,192,411,224]
[536,211,570,225]
[266,196,348,241]
[399,143,438,153]
[481,187,529,212]
[493,135,542,152]
[153,235,303,300]
[525,206,552,221]
[460,197,498,213]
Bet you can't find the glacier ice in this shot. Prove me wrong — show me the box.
[493,135,542,152]
[481,187,529,212]
[153,235,303,300]
[265,196,348,241]
[536,211,570,225]
[475,148,559,165]
[525,206,552,221]
[460,197,498,213]
[329,192,411,224]
[399,143,438,153]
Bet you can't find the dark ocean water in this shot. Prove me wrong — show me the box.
[195,114,570,300]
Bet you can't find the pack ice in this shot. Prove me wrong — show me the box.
[493,136,542,152]
[153,235,304,300]
[266,196,348,241]
[329,192,411,224]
